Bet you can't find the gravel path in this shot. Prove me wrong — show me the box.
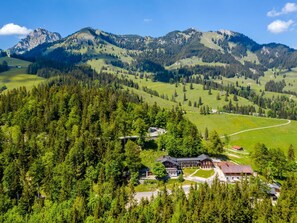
[221,119,291,138]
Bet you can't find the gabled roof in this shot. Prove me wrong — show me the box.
[268,183,281,190]
[197,154,211,161]
[221,165,253,174]
[159,156,180,166]
[158,154,212,164]
[217,161,236,168]
[176,157,201,162]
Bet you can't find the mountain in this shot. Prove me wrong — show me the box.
[9,28,62,55]
[18,27,297,80]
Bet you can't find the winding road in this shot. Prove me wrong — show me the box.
[221,119,291,138]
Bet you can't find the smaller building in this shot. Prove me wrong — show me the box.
[139,168,154,179]
[220,162,253,182]
[232,145,243,151]
[147,127,167,139]
[268,182,281,194]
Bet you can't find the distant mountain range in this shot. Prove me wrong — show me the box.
[7,27,297,80]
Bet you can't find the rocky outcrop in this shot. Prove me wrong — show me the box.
[9,28,61,54]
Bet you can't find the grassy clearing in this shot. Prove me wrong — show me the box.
[186,113,286,135]
[166,56,226,69]
[140,149,167,169]
[0,57,31,67]
[229,119,297,154]
[200,32,223,51]
[0,68,44,91]
[135,179,193,192]
[0,57,43,91]
[193,169,214,178]
[135,181,159,192]
[238,51,259,64]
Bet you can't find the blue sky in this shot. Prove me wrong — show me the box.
[1,0,297,49]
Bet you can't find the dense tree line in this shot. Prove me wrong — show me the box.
[0,61,9,73]
[251,143,297,180]
[0,50,7,57]
[265,80,286,93]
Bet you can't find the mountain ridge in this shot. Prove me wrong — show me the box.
[11,27,297,81]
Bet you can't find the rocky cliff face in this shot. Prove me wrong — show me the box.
[9,28,61,54]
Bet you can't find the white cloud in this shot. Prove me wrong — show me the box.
[0,23,32,36]
[267,9,281,17]
[143,18,152,23]
[267,2,297,17]
[283,2,297,13]
[267,19,294,34]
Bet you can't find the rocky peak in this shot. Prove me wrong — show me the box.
[9,28,62,54]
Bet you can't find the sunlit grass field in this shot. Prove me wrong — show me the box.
[0,57,44,91]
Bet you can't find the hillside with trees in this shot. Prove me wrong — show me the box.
[13,27,297,83]
[0,61,296,222]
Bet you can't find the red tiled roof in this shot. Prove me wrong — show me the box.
[232,146,242,150]
[217,161,235,168]
[221,165,253,174]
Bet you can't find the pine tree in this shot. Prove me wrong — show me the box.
[224,93,229,102]
[183,93,187,102]
[204,127,209,140]
[190,82,193,90]
[288,144,295,161]
[233,94,238,101]
[216,93,220,100]
[208,88,212,95]
[198,97,202,106]
[174,89,178,97]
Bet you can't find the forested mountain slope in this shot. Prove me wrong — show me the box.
[11,27,297,82]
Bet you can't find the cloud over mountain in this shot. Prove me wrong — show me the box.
[0,23,32,36]
[267,19,294,34]
[267,2,297,17]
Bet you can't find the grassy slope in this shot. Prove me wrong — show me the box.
[200,32,223,51]
[229,120,297,153]
[0,56,31,67]
[215,69,297,102]
[126,83,296,153]
[88,63,297,164]
[0,57,44,91]
[186,113,286,135]
[166,56,226,69]
[125,74,259,111]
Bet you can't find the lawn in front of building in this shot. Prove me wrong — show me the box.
[193,169,215,178]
